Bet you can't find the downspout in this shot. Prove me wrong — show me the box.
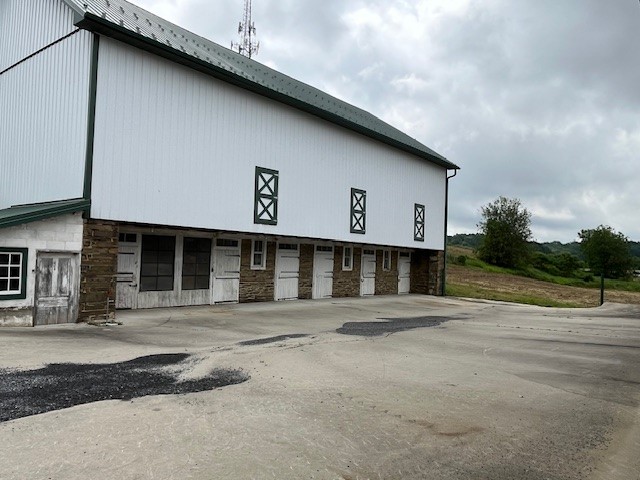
[441,168,458,296]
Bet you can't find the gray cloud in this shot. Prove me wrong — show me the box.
[140,0,640,242]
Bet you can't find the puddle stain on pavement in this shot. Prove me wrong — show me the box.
[336,316,452,337]
[0,353,248,422]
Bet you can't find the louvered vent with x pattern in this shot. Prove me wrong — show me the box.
[414,203,425,241]
[350,188,366,234]
[254,167,279,225]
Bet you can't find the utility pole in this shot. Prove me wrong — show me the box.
[231,0,259,59]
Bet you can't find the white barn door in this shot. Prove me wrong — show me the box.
[360,249,376,296]
[398,252,411,294]
[116,234,139,309]
[212,239,241,303]
[275,243,299,300]
[312,245,334,299]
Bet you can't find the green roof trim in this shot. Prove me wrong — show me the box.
[0,199,90,229]
[63,0,458,170]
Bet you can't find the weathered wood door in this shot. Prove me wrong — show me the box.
[360,249,376,296]
[212,239,240,303]
[312,245,334,299]
[34,252,79,325]
[275,243,299,300]
[398,252,411,294]
[116,240,139,309]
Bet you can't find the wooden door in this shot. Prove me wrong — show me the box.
[275,243,299,300]
[212,239,241,303]
[116,236,139,309]
[398,252,411,294]
[360,249,376,296]
[34,252,79,325]
[312,245,334,299]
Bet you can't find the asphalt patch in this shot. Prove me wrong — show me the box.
[0,353,248,422]
[336,316,449,336]
[238,333,309,346]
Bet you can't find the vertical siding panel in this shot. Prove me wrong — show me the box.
[0,30,92,209]
[91,38,446,249]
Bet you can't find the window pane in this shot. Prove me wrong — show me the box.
[158,251,174,264]
[10,254,21,265]
[182,263,196,275]
[196,252,210,264]
[196,275,210,289]
[254,240,263,253]
[157,236,175,251]
[0,279,7,291]
[183,237,197,251]
[197,238,212,252]
[158,263,174,276]
[0,267,7,277]
[0,254,9,265]
[9,279,19,291]
[182,276,195,290]
[10,267,20,278]
[140,276,157,291]
[196,263,209,275]
[183,252,197,264]
[142,235,158,250]
[140,263,157,276]
[141,250,158,263]
[156,276,174,291]
[253,253,262,266]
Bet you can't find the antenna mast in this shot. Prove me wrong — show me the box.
[231,0,259,59]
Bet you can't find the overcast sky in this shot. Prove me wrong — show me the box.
[135,0,640,243]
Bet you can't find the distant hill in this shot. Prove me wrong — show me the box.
[448,233,639,261]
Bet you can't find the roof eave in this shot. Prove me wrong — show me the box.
[75,13,459,170]
[0,199,91,229]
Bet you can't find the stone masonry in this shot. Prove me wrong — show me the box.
[239,240,276,302]
[298,244,314,300]
[375,250,398,295]
[332,246,362,297]
[78,219,118,321]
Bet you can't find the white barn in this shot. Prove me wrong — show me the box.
[0,0,459,326]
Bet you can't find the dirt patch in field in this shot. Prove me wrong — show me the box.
[447,265,640,307]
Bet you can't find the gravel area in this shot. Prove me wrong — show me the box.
[0,353,248,422]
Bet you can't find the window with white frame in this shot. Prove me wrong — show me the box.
[0,248,28,300]
[342,246,353,271]
[383,250,391,271]
[251,240,267,269]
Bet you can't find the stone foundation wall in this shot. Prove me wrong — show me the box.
[410,249,444,296]
[78,219,118,321]
[375,250,398,295]
[239,240,276,302]
[298,244,314,300]
[332,246,362,297]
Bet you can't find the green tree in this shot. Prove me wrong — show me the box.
[477,196,532,268]
[578,226,632,279]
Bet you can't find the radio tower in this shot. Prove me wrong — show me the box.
[231,0,259,59]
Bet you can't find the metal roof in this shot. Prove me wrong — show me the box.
[63,0,458,170]
[0,199,90,229]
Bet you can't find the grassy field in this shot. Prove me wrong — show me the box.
[445,246,640,308]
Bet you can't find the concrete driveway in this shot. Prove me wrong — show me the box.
[1,295,639,480]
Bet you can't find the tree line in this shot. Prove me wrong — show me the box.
[449,196,639,280]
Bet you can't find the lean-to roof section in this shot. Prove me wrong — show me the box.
[62,0,458,169]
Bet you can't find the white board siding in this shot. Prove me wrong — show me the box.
[0,0,79,72]
[0,31,92,209]
[91,38,447,250]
